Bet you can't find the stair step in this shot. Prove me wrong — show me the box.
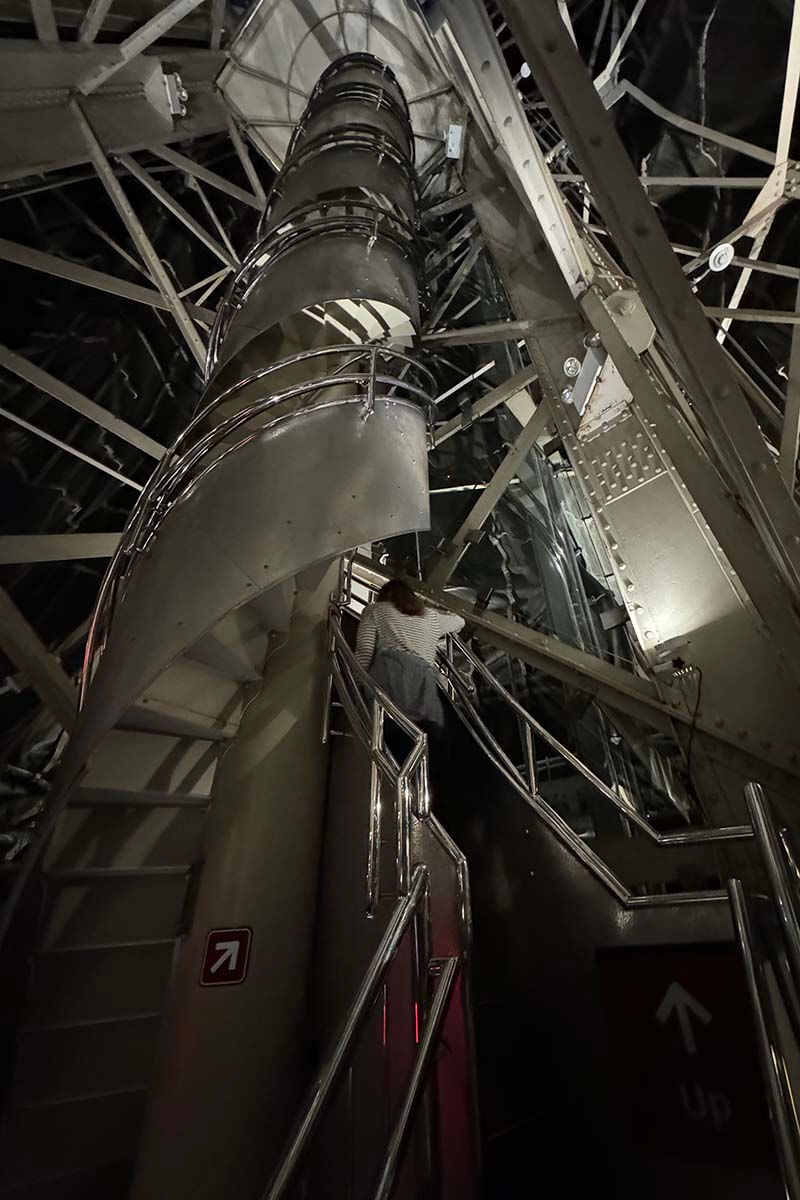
[83,728,220,797]
[13,1016,162,1105]
[0,1088,148,1188]
[185,608,270,683]
[71,787,210,808]
[0,1161,132,1199]
[40,873,189,949]
[46,866,190,881]
[118,703,236,741]
[26,938,174,1024]
[47,806,205,872]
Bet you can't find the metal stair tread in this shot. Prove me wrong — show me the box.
[45,865,191,880]
[10,1083,150,1111]
[70,786,211,809]
[19,1011,162,1034]
[34,936,177,956]
[116,704,236,741]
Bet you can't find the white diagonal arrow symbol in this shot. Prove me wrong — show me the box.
[210,940,240,975]
[656,981,712,1055]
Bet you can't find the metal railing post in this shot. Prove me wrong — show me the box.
[728,878,800,1200]
[746,781,800,997]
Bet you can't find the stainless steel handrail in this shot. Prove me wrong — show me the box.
[260,864,431,1200]
[438,645,726,907]
[729,877,800,1200]
[372,956,459,1200]
[447,632,753,849]
[261,596,474,1198]
[746,782,800,996]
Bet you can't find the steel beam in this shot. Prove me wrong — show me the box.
[226,114,267,207]
[0,587,76,732]
[0,343,165,460]
[30,0,58,41]
[427,400,553,586]
[209,0,225,49]
[117,153,237,268]
[73,101,207,369]
[434,363,539,447]
[78,0,114,42]
[421,320,534,347]
[780,280,800,491]
[352,558,800,781]
[0,404,143,491]
[0,236,216,322]
[580,287,800,684]
[500,0,800,605]
[79,0,209,95]
[151,144,261,209]
[438,0,594,297]
[0,534,122,564]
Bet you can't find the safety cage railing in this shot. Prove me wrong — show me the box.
[437,630,755,907]
[80,345,436,711]
[260,573,474,1199]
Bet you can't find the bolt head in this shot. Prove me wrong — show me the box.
[561,387,573,403]
[563,356,581,378]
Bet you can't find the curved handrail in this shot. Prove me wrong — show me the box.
[79,344,434,711]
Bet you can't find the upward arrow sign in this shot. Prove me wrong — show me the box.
[210,940,241,975]
[656,982,712,1055]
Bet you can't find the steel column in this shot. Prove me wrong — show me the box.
[499,0,800,601]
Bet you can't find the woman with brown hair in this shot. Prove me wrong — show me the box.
[355,579,465,734]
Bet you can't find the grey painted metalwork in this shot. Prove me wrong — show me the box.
[427,401,553,585]
[0,586,76,732]
[0,342,166,460]
[0,236,216,322]
[150,144,261,209]
[79,0,210,95]
[0,534,122,563]
[0,403,143,492]
[74,100,208,369]
[501,0,800,606]
[116,153,237,269]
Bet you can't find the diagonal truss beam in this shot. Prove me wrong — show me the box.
[499,0,800,604]
[73,101,207,369]
[79,0,209,95]
[0,587,76,731]
[30,0,58,41]
[117,153,237,268]
[78,0,114,42]
[0,534,122,563]
[151,144,261,209]
[0,343,165,460]
[0,236,216,323]
[434,363,539,447]
[427,401,553,586]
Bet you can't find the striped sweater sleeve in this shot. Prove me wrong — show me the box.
[355,605,378,670]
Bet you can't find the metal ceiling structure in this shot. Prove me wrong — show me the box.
[2,0,800,1195]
